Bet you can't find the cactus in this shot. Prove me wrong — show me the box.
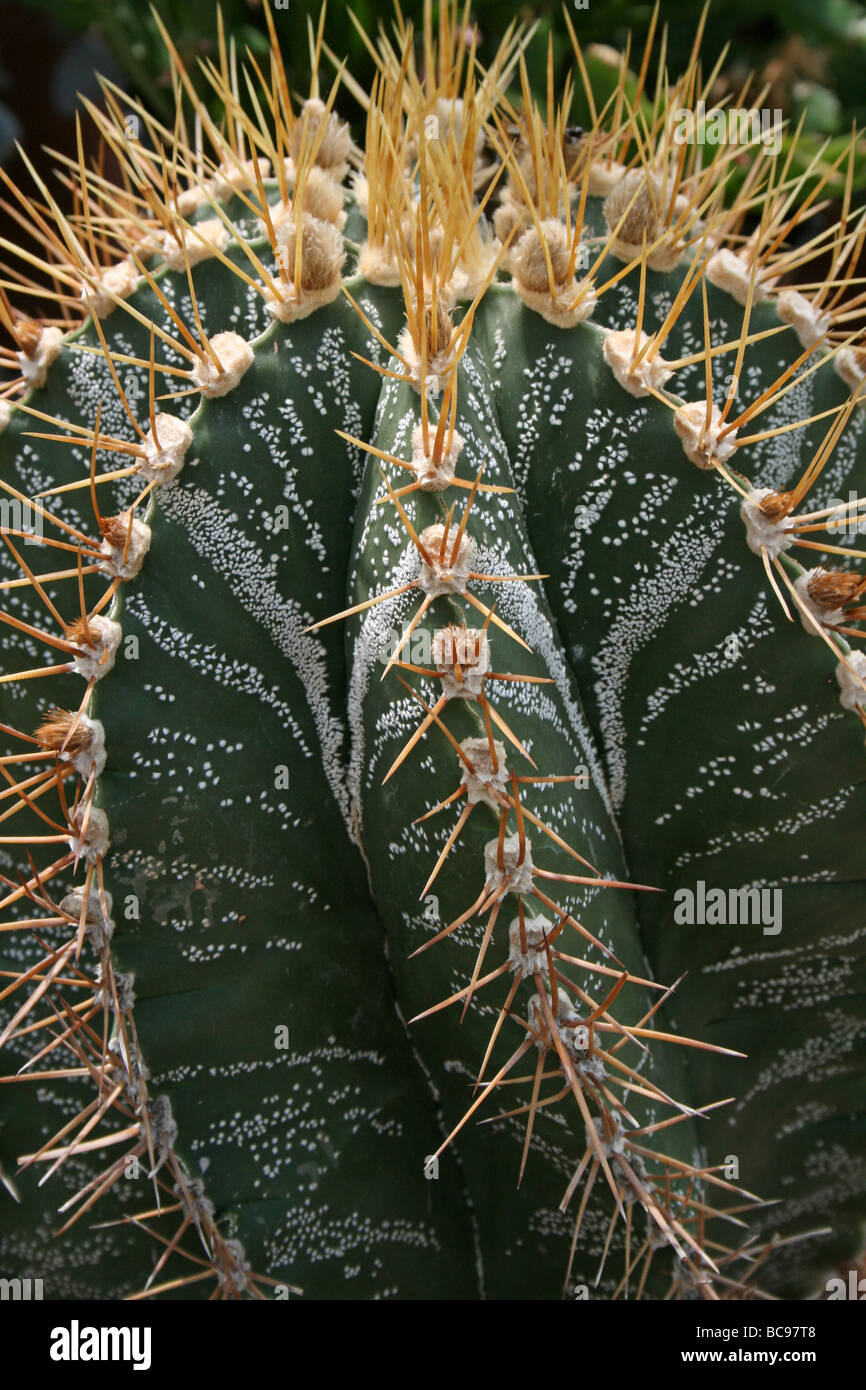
[1,1,865,1302]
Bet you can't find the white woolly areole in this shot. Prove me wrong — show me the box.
[18,326,63,388]
[191,332,254,398]
[507,914,553,978]
[290,98,351,179]
[555,993,601,1070]
[587,159,628,196]
[836,651,866,710]
[266,177,346,234]
[68,806,110,864]
[264,278,343,323]
[434,628,489,696]
[160,218,230,270]
[632,237,684,273]
[263,199,291,235]
[142,413,194,483]
[128,227,163,259]
[776,289,832,350]
[0,401,11,432]
[207,157,271,202]
[60,716,107,778]
[410,423,463,490]
[740,488,793,558]
[266,214,345,322]
[555,992,581,1027]
[525,995,552,1047]
[525,993,600,1071]
[835,347,866,398]
[794,570,844,633]
[417,525,475,596]
[298,169,347,227]
[602,171,685,272]
[69,615,122,681]
[606,211,685,274]
[705,248,773,305]
[483,833,534,896]
[397,324,454,396]
[673,1262,712,1295]
[492,195,529,259]
[430,97,485,158]
[513,276,597,328]
[99,514,152,580]
[215,1236,250,1293]
[592,1113,626,1157]
[510,218,571,292]
[60,888,113,924]
[79,258,139,317]
[459,736,508,808]
[176,185,208,217]
[511,219,597,328]
[357,240,402,285]
[60,889,114,948]
[265,280,343,323]
[673,401,738,469]
[603,329,673,397]
[441,239,499,306]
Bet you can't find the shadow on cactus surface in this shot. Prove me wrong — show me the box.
[0,0,865,1302]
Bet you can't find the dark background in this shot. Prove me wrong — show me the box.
[3,0,866,152]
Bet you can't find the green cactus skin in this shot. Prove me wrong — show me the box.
[1,3,865,1301]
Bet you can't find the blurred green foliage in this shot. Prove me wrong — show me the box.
[14,0,866,189]
[15,0,269,118]
[11,1,866,113]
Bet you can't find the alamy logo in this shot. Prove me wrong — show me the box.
[825,491,866,539]
[673,880,782,936]
[826,1270,866,1300]
[0,496,44,544]
[49,1321,152,1371]
[0,1276,43,1299]
[672,100,782,155]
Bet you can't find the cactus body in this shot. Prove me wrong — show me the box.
[1,4,865,1300]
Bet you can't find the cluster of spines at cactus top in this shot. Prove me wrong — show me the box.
[0,0,864,1299]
